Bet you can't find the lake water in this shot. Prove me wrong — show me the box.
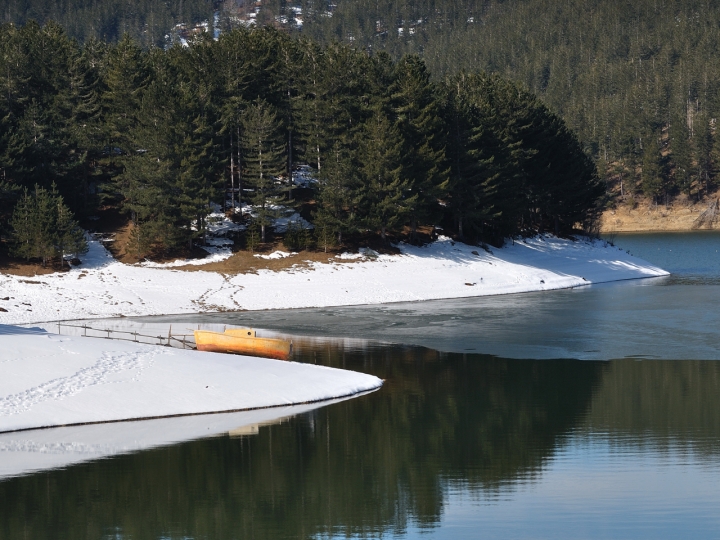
[2,232,720,539]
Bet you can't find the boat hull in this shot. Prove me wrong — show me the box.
[194,330,292,360]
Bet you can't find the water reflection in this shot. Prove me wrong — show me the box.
[0,400,359,481]
[4,338,719,539]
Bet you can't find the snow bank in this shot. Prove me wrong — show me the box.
[255,250,297,260]
[0,235,668,325]
[0,324,382,434]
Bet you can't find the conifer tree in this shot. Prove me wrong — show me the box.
[9,188,35,261]
[670,115,692,197]
[241,99,285,243]
[10,184,87,267]
[444,76,502,240]
[642,137,664,206]
[358,110,416,241]
[315,141,358,246]
[55,194,89,266]
[695,116,715,199]
[101,34,147,154]
[391,55,449,239]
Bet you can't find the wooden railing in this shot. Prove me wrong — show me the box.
[55,322,197,349]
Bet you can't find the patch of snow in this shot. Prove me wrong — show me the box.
[337,252,363,260]
[254,251,297,260]
[139,248,234,268]
[292,165,318,188]
[360,247,379,258]
[337,247,379,260]
[205,206,245,236]
[273,212,314,233]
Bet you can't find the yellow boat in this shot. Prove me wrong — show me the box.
[193,329,292,360]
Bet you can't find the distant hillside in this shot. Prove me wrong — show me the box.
[297,0,720,206]
[5,0,720,205]
[2,0,215,47]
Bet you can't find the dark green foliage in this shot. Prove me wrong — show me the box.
[297,0,720,203]
[0,21,603,256]
[245,220,260,253]
[7,0,720,202]
[3,0,213,48]
[283,220,314,251]
[10,184,87,266]
[642,137,664,205]
[240,99,286,243]
[314,142,359,246]
[391,55,449,238]
[357,110,416,240]
[444,72,603,238]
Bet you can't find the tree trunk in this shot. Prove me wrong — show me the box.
[261,223,266,243]
[237,126,242,205]
[230,131,235,210]
[287,129,293,201]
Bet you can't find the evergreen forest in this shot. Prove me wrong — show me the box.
[2,0,216,47]
[0,21,601,261]
[301,0,720,206]
[5,0,720,210]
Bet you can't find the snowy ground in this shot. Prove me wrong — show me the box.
[0,324,382,435]
[0,235,667,325]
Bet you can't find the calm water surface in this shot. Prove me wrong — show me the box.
[2,232,720,539]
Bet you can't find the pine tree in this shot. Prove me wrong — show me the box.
[670,115,692,198]
[391,55,449,239]
[443,77,503,240]
[240,99,286,243]
[10,183,87,267]
[315,141,359,246]
[642,136,664,206]
[9,188,35,261]
[31,185,57,267]
[55,194,89,267]
[357,110,416,241]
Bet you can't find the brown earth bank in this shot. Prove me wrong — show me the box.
[600,197,720,233]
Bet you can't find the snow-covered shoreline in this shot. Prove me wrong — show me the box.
[0,324,382,434]
[0,235,668,326]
